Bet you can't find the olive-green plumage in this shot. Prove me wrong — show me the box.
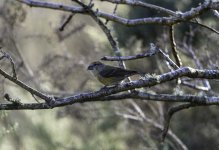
[87,61,138,86]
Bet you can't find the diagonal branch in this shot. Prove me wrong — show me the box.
[188,21,219,35]
[0,67,51,103]
[161,103,198,141]
[212,10,219,18]
[59,13,75,31]
[169,25,182,67]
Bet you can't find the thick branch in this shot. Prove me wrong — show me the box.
[53,67,219,106]
[0,102,49,110]
[1,91,219,110]
[2,67,219,110]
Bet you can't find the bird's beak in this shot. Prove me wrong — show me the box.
[87,65,93,70]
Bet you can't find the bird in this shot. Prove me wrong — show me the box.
[87,61,138,86]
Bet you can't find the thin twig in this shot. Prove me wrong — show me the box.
[161,103,198,141]
[59,13,75,31]
[58,24,86,41]
[158,48,179,70]
[181,81,209,91]
[169,25,182,67]
[129,100,146,119]
[183,26,211,90]
[212,10,219,18]
[0,50,17,79]
[31,93,40,103]
[117,102,188,150]
[102,44,179,70]
[101,43,159,61]
[105,3,118,24]
[188,21,219,35]
[4,93,22,105]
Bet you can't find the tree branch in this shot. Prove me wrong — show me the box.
[100,0,177,17]
[51,67,219,106]
[101,43,159,61]
[161,103,198,141]
[0,66,219,110]
[15,0,219,26]
[0,66,51,103]
[102,44,179,69]
[102,91,219,104]
[169,25,182,67]
[59,13,75,31]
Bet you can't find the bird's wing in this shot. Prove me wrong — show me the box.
[99,66,137,78]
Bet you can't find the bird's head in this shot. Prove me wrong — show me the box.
[87,61,104,70]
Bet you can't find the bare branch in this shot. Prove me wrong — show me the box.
[105,3,118,25]
[212,10,219,18]
[181,81,209,91]
[0,50,17,79]
[0,102,49,110]
[117,101,188,150]
[183,27,211,90]
[0,66,219,110]
[101,43,159,61]
[0,91,218,110]
[188,21,219,35]
[161,103,197,141]
[102,44,179,70]
[158,48,179,70]
[129,100,146,119]
[59,13,75,31]
[15,0,219,26]
[54,67,219,106]
[169,25,182,67]
[101,0,177,17]
[102,91,219,104]
[73,0,132,94]
[73,0,124,65]
[16,0,85,13]
[0,66,51,103]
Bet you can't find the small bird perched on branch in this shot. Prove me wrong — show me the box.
[87,61,138,86]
